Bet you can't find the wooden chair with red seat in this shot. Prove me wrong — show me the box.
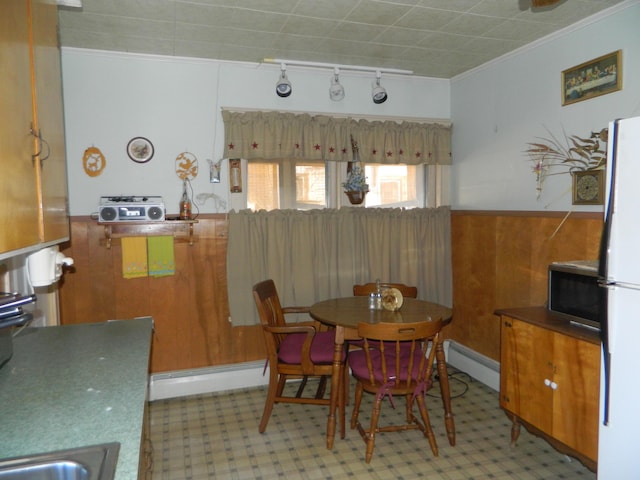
[352,282,418,299]
[349,319,443,463]
[346,282,420,399]
[252,279,346,436]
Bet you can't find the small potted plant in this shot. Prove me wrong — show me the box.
[343,136,369,204]
[342,165,369,204]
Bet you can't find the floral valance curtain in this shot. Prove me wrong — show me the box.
[222,110,451,165]
[227,206,452,326]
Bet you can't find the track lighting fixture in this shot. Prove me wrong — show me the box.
[329,67,345,101]
[264,59,411,102]
[275,64,292,98]
[371,71,387,104]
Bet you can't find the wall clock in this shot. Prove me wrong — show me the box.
[572,170,604,205]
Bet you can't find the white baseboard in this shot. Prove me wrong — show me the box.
[444,340,500,391]
[149,341,500,401]
[149,360,269,401]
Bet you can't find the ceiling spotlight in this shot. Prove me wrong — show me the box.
[329,67,345,101]
[275,64,292,98]
[372,70,388,104]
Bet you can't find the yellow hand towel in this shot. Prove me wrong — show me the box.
[122,236,148,279]
[148,236,175,277]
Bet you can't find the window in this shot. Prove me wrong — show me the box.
[248,160,326,210]
[246,160,446,211]
[364,164,419,208]
[247,163,279,211]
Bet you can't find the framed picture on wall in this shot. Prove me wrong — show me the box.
[562,50,622,106]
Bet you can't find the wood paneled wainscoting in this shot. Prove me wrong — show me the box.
[450,210,603,363]
[60,211,603,374]
[58,215,265,373]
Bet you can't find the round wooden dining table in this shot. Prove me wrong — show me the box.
[310,296,455,450]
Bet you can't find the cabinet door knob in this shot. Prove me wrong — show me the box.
[543,378,558,390]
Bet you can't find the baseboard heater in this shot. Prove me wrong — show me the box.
[149,340,500,401]
[149,360,268,401]
[445,340,500,391]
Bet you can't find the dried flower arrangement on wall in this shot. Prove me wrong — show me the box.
[525,127,608,198]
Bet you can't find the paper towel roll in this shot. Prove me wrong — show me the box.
[27,246,74,287]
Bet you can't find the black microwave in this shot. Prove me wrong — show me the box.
[547,260,601,330]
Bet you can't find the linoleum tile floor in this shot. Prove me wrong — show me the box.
[148,368,596,479]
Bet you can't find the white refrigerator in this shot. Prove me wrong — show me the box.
[598,115,640,478]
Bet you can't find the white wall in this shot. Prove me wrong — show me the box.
[450,1,640,212]
[61,51,450,216]
[62,2,639,216]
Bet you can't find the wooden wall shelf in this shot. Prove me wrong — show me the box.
[98,220,198,248]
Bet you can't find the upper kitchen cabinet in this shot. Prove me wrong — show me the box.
[30,0,70,244]
[0,0,40,253]
[0,0,69,256]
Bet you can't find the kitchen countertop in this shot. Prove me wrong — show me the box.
[0,317,153,480]
[494,306,600,345]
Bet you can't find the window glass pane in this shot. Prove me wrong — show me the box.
[364,164,417,207]
[248,162,279,211]
[295,163,325,208]
[247,160,430,211]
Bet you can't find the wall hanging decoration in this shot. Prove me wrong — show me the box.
[207,158,221,183]
[342,136,369,205]
[82,146,106,177]
[525,127,607,203]
[562,50,621,106]
[127,137,154,163]
[175,151,198,180]
[229,159,242,193]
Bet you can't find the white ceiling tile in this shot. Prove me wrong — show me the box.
[292,0,360,20]
[395,7,461,30]
[331,22,387,42]
[373,26,430,46]
[57,0,628,79]
[345,1,413,25]
[281,16,337,36]
[440,12,507,36]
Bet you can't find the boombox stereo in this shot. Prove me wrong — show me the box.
[98,196,165,222]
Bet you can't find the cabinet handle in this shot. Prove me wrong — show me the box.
[543,378,558,390]
[544,378,551,387]
[30,125,50,163]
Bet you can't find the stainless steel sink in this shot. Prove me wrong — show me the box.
[0,443,119,480]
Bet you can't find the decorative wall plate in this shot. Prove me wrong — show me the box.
[127,137,154,163]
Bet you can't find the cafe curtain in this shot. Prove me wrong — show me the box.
[227,206,452,326]
[221,110,451,165]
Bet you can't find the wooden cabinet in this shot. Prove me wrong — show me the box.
[497,307,600,471]
[30,0,71,244]
[0,0,69,256]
